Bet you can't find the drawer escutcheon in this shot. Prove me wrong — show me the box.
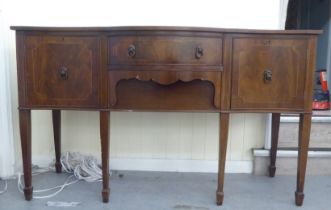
[127,44,136,58]
[263,69,272,83]
[59,66,69,80]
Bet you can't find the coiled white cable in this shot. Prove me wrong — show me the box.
[18,152,107,199]
[61,152,103,182]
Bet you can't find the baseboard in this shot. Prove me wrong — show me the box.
[29,155,253,174]
[254,149,331,158]
[109,158,252,173]
[281,116,331,123]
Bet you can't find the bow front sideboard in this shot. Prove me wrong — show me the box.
[10,26,321,206]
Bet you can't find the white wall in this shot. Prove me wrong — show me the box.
[1,0,284,174]
[0,7,15,178]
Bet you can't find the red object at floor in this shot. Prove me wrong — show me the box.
[320,71,328,92]
[312,101,330,110]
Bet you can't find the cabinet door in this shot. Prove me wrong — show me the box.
[231,37,308,111]
[25,36,100,108]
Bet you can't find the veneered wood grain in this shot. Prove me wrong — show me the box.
[108,35,223,71]
[220,35,233,111]
[109,71,222,110]
[15,31,27,107]
[100,35,109,109]
[303,36,317,112]
[114,79,216,111]
[24,35,100,108]
[231,36,308,110]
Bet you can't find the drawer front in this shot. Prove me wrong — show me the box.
[24,36,100,108]
[108,35,223,71]
[231,37,308,110]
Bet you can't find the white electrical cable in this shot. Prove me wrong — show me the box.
[60,152,103,182]
[0,179,8,194]
[18,174,78,199]
[17,152,107,199]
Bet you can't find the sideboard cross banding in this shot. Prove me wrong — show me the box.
[10,26,321,206]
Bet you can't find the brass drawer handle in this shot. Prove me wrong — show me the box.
[59,66,68,80]
[195,47,203,59]
[128,45,136,58]
[264,69,272,83]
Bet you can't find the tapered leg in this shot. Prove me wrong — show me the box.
[269,113,280,177]
[100,111,110,203]
[216,113,230,205]
[52,110,62,173]
[295,113,312,206]
[19,110,33,200]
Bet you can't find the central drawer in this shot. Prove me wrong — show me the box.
[108,35,223,71]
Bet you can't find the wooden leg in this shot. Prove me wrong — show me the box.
[269,113,280,177]
[100,111,110,203]
[295,113,312,206]
[19,110,33,200]
[52,110,62,173]
[216,113,229,205]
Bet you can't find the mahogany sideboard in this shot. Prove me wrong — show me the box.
[10,26,321,206]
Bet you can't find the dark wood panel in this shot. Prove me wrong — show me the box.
[109,70,222,110]
[24,35,100,108]
[113,79,216,111]
[15,31,27,107]
[231,36,308,110]
[220,35,233,111]
[303,37,317,111]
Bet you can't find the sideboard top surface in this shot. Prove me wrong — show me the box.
[10,26,322,35]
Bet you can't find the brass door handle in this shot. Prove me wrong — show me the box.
[59,66,68,80]
[264,69,272,83]
[128,45,136,58]
[195,47,203,59]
